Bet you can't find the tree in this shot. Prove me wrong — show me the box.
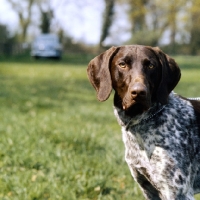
[124,0,187,50]
[40,10,53,33]
[7,0,57,41]
[126,0,164,46]
[164,0,185,53]
[128,0,147,32]
[126,0,162,46]
[189,0,200,55]
[7,0,35,42]
[0,24,16,55]
[0,25,8,43]
[99,0,115,47]
[36,0,54,34]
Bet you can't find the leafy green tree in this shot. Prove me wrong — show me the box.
[126,0,163,46]
[123,0,186,50]
[0,24,17,55]
[128,0,147,32]
[40,10,53,33]
[0,24,8,42]
[189,0,200,54]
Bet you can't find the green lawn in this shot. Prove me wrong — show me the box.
[0,56,200,200]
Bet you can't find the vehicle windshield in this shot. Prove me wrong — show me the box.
[35,35,59,43]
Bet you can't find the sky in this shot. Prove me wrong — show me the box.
[0,0,131,45]
[0,0,19,32]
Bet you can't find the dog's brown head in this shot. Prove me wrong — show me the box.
[87,45,181,116]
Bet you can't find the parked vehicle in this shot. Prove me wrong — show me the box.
[31,34,62,59]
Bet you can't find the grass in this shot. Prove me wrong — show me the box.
[0,55,200,200]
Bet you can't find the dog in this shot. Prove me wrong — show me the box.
[87,45,200,200]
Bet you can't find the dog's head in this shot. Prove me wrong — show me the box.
[87,45,181,115]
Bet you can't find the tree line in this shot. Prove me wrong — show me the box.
[1,0,200,55]
[101,0,200,54]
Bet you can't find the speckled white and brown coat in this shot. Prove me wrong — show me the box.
[114,92,200,200]
[87,45,200,200]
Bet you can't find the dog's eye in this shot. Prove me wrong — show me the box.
[118,62,126,68]
[148,64,155,69]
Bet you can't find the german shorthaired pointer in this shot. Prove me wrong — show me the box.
[87,45,200,200]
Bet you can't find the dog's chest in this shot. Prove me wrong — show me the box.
[121,125,165,177]
[114,94,199,183]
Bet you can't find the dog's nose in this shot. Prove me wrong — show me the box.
[130,83,147,98]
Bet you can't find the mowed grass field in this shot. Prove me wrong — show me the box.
[0,55,200,200]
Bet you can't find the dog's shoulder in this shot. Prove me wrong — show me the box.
[114,92,196,129]
[114,92,200,158]
[115,92,200,188]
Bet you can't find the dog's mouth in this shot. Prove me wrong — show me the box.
[114,91,152,116]
[122,100,137,110]
[124,101,150,110]
[122,98,151,116]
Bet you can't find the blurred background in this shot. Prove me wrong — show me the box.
[1,0,200,57]
[1,0,200,200]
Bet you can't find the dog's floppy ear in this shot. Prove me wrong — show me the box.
[152,47,181,104]
[87,46,119,101]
